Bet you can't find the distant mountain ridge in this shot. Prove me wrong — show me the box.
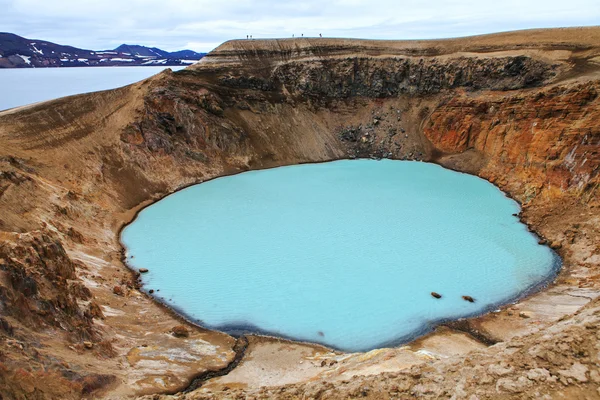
[112,44,169,58]
[0,32,206,68]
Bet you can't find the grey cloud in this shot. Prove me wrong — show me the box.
[0,0,598,52]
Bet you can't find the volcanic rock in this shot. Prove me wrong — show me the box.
[171,325,190,338]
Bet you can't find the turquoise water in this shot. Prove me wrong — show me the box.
[121,160,559,352]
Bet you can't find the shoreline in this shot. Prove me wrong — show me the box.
[117,157,564,358]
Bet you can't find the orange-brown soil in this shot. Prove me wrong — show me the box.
[0,27,599,399]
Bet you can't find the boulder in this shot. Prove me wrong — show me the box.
[85,301,104,319]
[139,268,149,273]
[171,325,190,338]
[462,295,475,303]
[431,292,442,299]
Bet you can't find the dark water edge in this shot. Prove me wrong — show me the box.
[133,247,561,353]
[182,335,249,393]
[119,159,563,353]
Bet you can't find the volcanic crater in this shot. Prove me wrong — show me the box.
[0,27,599,399]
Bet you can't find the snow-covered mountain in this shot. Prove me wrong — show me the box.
[0,33,205,68]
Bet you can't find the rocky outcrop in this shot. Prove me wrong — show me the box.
[273,56,555,99]
[0,231,96,340]
[425,82,600,200]
[0,232,118,399]
[122,83,248,158]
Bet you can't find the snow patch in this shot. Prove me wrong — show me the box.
[30,43,44,55]
[110,58,135,62]
[142,59,167,65]
[180,60,200,64]
[17,55,31,65]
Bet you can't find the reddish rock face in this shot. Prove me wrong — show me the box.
[0,231,96,338]
[0,231,116,398]
[424,83,599,201]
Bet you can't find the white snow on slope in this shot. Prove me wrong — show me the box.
[17,55,31,64]
[30,43,44,55]
[142,59,167,65]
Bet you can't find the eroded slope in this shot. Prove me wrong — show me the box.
[0,27,599,399]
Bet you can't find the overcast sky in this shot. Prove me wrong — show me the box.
[1,0,598,52]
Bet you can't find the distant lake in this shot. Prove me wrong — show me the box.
[0,66,186,111]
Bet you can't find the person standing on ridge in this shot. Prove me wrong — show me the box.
[320,33,322,37]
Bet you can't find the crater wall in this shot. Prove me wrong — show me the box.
[0,27,599,399]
